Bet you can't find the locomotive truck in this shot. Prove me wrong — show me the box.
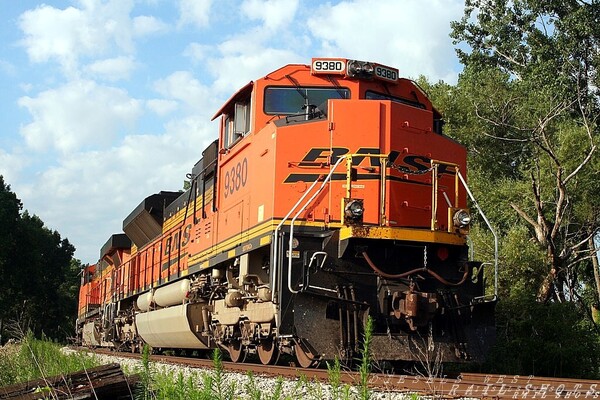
[77,58,497,367]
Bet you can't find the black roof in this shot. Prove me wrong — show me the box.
[100,233,131,259]
[122,191,180,229]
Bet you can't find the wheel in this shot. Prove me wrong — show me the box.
[227,340,247,363]
[294,343,318,368]
[257,339,279,365]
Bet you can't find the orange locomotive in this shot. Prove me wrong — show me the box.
[77,58,496,366]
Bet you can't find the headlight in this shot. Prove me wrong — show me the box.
[347,60,362,76]
[362,62,374,77]
[453,209,471,228]
[344,199,364,222]
[346,60,374,79]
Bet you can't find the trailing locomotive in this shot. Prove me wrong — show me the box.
[77,58,497,366]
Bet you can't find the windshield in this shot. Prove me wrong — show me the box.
[264,87,349,115]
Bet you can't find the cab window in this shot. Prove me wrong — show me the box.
[224,100,250,148]
[264,87,349,115]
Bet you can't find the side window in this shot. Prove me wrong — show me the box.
[224,115,233,148]
[224,100,251,149]
[234,102,250,136]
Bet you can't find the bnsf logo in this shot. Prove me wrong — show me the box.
[284,147,455,183]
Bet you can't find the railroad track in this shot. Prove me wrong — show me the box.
[77,348,600,399]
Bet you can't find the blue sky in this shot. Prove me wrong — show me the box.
[0,0,466,264]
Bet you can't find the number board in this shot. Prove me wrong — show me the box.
[373,63,399,83]
[311,58,346,75]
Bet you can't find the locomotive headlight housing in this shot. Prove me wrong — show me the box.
[348,60,362,76]
[344,198,364,224]
[347,60,374,79]
[452,209,472,228]
[362,62,374,77]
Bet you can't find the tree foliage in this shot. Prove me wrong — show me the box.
[415,1,600,378]
[0,176,80,342]
[450,0,600,303]
[487,297,600,378]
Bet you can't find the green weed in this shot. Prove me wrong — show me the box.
[327,356,353,400]
[0,333,411,400]
[358,316,374,400]
[245,372,285,400]
[0,332,98,387]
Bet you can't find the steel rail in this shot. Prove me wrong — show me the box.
[73,347,600,399]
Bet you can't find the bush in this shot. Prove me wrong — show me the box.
[485,297,600,378]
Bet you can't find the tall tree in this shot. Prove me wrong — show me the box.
[0,177,22,340]
[0,176,80,342]
[451,0,600,303]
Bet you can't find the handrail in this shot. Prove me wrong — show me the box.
[287,156,346,294]
[430,159,498,299]
[456,171,498,299]
[270,156,346,299]
[344,154,389,225]
[270,177,323,302]
[429,159,460,230]
[304,251,336,294]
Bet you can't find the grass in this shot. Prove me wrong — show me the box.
[136,347,237,400]
[134,344,377,400]
[358,316,373,400]
[0,332,99,388]
[1,320,401,399]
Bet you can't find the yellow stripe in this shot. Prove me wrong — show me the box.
[162,188,214,232]
[187,219,335,265]
[339,226,466,245]
[188,219,275,263]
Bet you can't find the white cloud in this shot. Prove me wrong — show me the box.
[153,71,213,111]
[20,83,34,93]
[0,60,17,76]
[18,80,142,153]
[177,0,213,29]
[240,0,299,32]
[306,0,463,83]
[133,15,168,36]
[163,115,218,147]
[183,43,214,62]
[85,56,137,81]
[18,4,101,73]
[17,0,167,77]
[146,99,179,116]
[0,149,29,186]
[207,46,301,95]
[15,119,215,263]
